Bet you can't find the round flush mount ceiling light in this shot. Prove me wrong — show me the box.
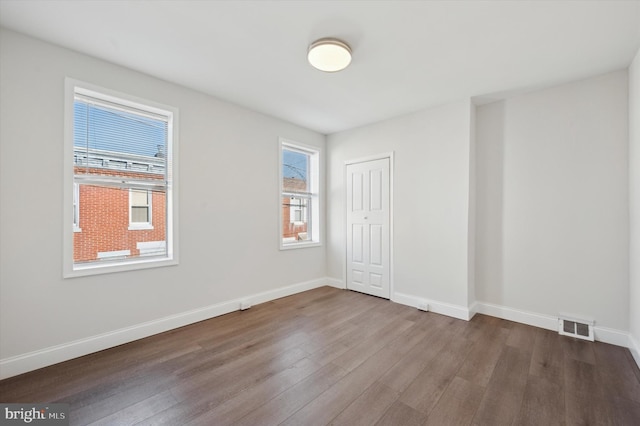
[307,38,352,72]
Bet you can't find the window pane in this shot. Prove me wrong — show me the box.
[282,196,310,243]
[73,93,168,266]
[131,189,149,206]
[282,149,309,193]
[280,141,320,248]
[131,206,149,223]
[74,100,167,159]
[289,197,308,224]
[74,185,165,262]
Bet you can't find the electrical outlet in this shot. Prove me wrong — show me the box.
[417,301,429,312]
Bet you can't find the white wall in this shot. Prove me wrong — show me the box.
[476,71,630,332]
[327,100,474,313]
[629,48,640,364]
[0,29,326,376]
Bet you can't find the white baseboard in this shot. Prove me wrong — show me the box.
[473,301,558,331]
[390,295,633,354]
[474,301,631,348]
[326,277,346,289]
[593,326,630,347]
[0,277,328,380]
[5,281,636,380]
[392,292,473,321]
[247,278,328,306]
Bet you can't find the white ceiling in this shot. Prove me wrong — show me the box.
[1,0,639,134]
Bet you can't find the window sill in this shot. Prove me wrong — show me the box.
[97,249,131,259]
[280,241,322,251]
[65,255,178,278]
[128,224,154,231]
[73,227,82,233]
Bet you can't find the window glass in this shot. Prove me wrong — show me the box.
[280,141,319,248]
[68,84,175,274]
[131,190,151,224]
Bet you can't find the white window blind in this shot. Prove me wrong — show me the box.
[74,94,170,192]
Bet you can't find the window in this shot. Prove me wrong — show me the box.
[129,189,153,230]
[289,197,307,225]
[280,139,320,249]
[64,79,178,277]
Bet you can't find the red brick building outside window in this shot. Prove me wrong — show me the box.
[73,149,166,262]
[282,177,309,242]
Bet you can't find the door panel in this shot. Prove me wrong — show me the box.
[370,225,382,266]
[346,158,390,299]
[352,172,364,211]
[352,224,364,263]
[370,169,383,211]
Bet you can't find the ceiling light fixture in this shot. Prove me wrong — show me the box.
[307,38,352,72]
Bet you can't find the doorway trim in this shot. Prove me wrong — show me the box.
[344,152,394,299]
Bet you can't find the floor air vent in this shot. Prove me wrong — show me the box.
[558,315,594,341]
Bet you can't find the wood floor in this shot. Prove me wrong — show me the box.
[1,287,640,425]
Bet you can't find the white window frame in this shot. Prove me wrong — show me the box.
[63,78,179,277]
[73,182,81,232]
[128,189,154,230]
[279,138,321,250]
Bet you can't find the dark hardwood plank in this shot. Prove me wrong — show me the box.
[134,345,308,424]
[87,390,177,426]
[609,396,640,425]
[563,353,640,425]
[232,362,348,426]
[191,310,309,359]
[301,296,382,353]
[308,338,354,367]
[398,320,474,415]
[561,334,596,365]
[67,364,182,425]
[1,287,639,426]
[374,400,427,426]
[271,286,338,309]
[456,323,509,387]
[139,346,310,425]
[471,345,531,425]
[565,392,619,426]
[331,316,415,372]
[378,314,458,393]
[423,376,484,426]
[329,381,399,426]
[512,375,564,426]
[280,338,417,426]
[185,357,321,426]
[529,328,565,387]
[593,341,640,404]
[280,309,426,426]
[564,357,606,402]
[0,336,202,404]
[308,301,415,367]
[505,321,537,354]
